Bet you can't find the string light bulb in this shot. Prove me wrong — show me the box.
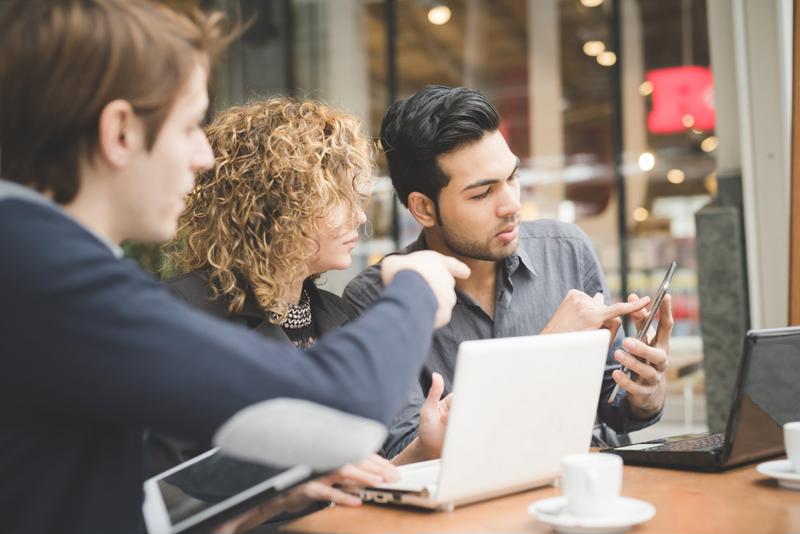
[427,5,451,25]
[701,136,719,152]
[633,207,649,222]
[583,41,605,57]
[638,152,655,171]
[667,169,685,184]
[597,51,617,66]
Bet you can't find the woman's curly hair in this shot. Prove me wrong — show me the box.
[165,97,373,323]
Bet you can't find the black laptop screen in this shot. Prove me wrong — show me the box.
[726,328,800,465]
[744,337,800,425]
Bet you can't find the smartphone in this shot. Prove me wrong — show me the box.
[607,260,678,403]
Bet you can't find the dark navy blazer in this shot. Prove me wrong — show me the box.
[0,181,436,533]
[147,271,358,474]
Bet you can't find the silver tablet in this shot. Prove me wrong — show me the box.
[142,447,312,534]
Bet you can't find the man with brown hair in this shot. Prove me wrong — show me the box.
[0,1,467,531]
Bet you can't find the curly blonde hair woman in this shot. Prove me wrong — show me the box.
[151,99,454,524]
[151,98,399,518]
[166,97,371,332]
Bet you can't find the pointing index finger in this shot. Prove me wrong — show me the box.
[603,296,650,320]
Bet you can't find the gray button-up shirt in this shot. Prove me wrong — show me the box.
[343,219,661,457]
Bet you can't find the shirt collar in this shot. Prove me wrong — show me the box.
[404,232,429,253]
[0,178,124,259]
[510,241,537,276]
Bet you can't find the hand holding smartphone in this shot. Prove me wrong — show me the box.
[606,260,678,403]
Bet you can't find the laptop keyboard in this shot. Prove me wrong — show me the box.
[649,433,726,452]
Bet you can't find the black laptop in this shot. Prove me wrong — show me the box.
[605,326,800,471]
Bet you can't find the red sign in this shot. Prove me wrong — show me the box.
[647,66,715,134]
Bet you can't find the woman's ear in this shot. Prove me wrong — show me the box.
[407,192,438,228]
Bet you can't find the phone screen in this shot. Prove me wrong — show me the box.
[634,260,678,342]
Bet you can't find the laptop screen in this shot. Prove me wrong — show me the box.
[725,327,800,466]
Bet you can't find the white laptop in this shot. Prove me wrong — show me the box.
[348,329,610,511]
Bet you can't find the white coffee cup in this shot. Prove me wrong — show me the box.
[784,422,800,472]
[560,453,622,517]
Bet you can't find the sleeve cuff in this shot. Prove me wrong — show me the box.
[381,428,419,460]
[616,394,664,433]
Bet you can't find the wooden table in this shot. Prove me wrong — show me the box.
[286,461,800,533]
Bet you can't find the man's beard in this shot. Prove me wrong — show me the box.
[438,221,518,262]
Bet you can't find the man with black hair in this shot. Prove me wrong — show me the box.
[344,85,672,462]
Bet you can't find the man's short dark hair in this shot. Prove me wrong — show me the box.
[379,85,500,207]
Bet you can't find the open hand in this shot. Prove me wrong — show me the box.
[390,372,453,465]
[417,372,452,459]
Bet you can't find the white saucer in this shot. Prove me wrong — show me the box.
[756,459,800,490]
[528,496,655,534]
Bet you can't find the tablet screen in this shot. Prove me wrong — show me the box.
[145,448,312,534]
